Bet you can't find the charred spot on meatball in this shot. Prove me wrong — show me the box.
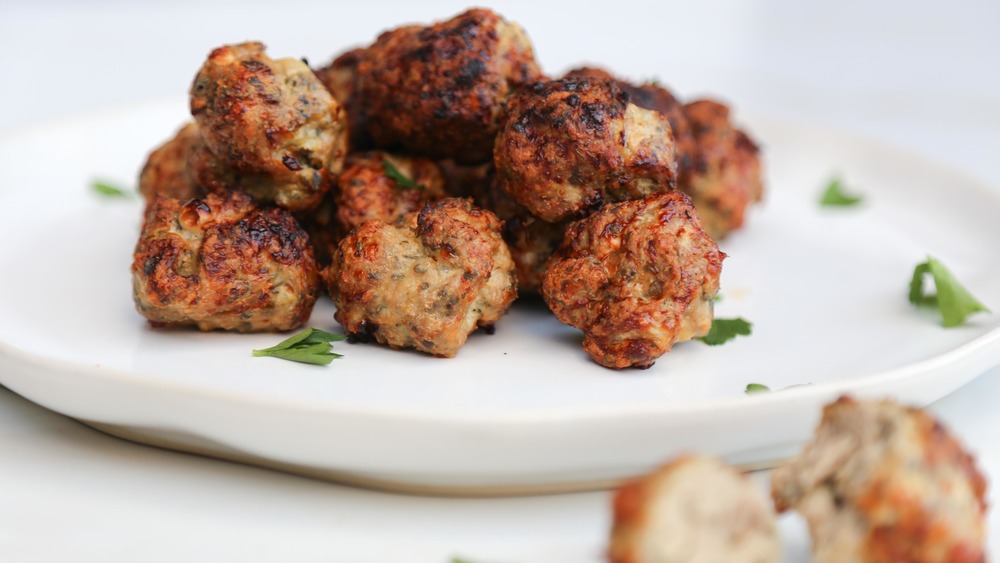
[355,8,543,163]
[132,191,320,332]
[495,77,678,223]
[542,191,723,369]
[771,396,988,563]
[325,197,517,358]
[190,42,348,211]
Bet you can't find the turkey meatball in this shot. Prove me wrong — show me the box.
[609,455,780,563]
[681,99,763,239]
[138,122,206,204]
[190,42,348,211]
[495,78,678,223]
[542,191,722,369]
[326,197,516,357]
[771,396,988,563]
[132,191,319,332]
[314,48,372,151]
[356,8,543,163]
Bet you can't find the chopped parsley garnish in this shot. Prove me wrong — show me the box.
[819,177,863,207]
[91,180,131,197]
[383,159,425,190]
[252,328,347,365]
[698,317,752,346]
[909,256,990,327]
[744,383,770,394]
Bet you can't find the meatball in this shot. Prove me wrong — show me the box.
[138,122,206,204]
[132,191,319,332]
[314,48,372,151]
[771,396,988,563]
[542,191,722,369]
[335,151,447,237]
[356,8,543,163]
[495,78,678,223]
[326,197,516,357]
[609,455,780,563]
[190,42,348,211]
[681,99,763,239]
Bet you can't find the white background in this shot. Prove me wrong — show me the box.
[1,0,998,560]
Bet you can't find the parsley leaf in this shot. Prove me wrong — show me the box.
[745,383,770,394]
[909,256,990,327]
[252,327,347,365]
[819,177,862,207]
[91,180,131,197]
[383,159,425,190]
[697,317,752,346]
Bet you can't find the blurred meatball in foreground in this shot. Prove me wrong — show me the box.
[495,78,678,223]
[190,42,348,211]
[542,191,722,369]
[132,191,319,332]
[326,198,516,358]
[772,396,988,563]
[609,455,780,563]
[356,8,543,163]
[138,122,206,204]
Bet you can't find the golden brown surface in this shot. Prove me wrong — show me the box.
[355,8,542,163]
[609,455,780,563]
[495,77,678,223]
[138,122,206,204]
[190,42,348,211]
[542,191,722,369]
[335,151,447,237]
[314,48,372,151]
[681,99,763,239]
[771,396,988,563]
[132,191,319,332]
[325,197,516,358]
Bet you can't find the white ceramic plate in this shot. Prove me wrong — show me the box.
[1,99,998,494]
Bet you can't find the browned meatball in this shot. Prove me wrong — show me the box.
[771,396,988,563]
[190,42,348,211]
[326,197,516,357]
[542,191,722,369]
[495,78,678,223]
[314,48,372,151]
[132,191,319,332]
[609,455,780,563]
[681,99,763,239]
[138,122,206,204]
[356,8,543,163]
[335,151,447,237]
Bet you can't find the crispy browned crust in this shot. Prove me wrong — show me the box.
[495,78,678,223]
[681,99,763,239]
[772,396,988,563]
[132,191,319,332]
[355,8,542,163]
[138,122,206,204]
[335,151,447,236]
[314,47,373,151]
[190,42,348,210]
[542,191,722,369]
[326,197,517,357]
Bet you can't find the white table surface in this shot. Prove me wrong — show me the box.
[1,1,997,560]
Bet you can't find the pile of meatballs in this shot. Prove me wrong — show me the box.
[131,8,763,369]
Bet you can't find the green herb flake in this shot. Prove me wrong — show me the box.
[745,383,770,394]
[252,327,347,365]
[909,256,990,327]
[697,317,752,346]
[383,159,425,190]
[91,180,131,198]
[819,177,863,207]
